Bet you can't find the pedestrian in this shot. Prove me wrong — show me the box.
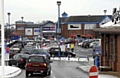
[67,43,70,51]
[70,43,74,52]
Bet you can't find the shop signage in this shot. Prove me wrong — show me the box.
[43,27,55,31]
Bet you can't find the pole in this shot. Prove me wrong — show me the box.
[1,0,5,77]
[88,14,90,39]
[104,10,107,23]
[21,17,24,41]
[57,1,61,58]
[8,13,11,43]
[58,5,60,39]
[38,21,40,37]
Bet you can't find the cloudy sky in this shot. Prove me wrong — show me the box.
[1,0,120,24]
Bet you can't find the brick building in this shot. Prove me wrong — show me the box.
[93,21,120,72]
[59,12,112,38]
[15,21,56,38]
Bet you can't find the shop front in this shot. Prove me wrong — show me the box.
[42,27,56,39]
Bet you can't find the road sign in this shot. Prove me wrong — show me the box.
[89,65,98,78]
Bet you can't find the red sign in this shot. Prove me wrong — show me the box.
[89,65,98,78]
[6,47,10,53]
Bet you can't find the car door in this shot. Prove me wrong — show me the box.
[9,54,18,65]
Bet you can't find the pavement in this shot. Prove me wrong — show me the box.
[0,66,22,78]
[51,57,119,78]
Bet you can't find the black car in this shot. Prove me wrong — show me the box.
[49,47,76,57]
[8,53,29,68]
[26,54,52,77]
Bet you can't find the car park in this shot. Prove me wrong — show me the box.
[10,44,21,52]
[8,53,29,68]
[25,54,52,76]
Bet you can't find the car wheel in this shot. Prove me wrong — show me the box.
[48,70,51,75]
[44,72,48,76]
[9,63,12,66]
[26,71,29,77]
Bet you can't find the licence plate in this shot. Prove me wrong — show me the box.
[33,64,39,66]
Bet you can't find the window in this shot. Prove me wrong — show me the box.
[28,56,44,62]
[84,24,96,29]
[68,24,81,30]
[110,38,114,59]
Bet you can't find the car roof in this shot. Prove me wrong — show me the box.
[29,54,46,57]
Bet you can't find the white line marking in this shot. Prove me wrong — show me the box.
[89,72,98,76]
[51,70,56,78]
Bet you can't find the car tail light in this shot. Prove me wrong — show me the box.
[26,63,32,67]
[20,58,23,62]
[41,63,46,67]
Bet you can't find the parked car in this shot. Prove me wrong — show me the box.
[8,53,29,68]
[48,47,76,57]
[20,48,32,54]
[9,49,18,58]
[28,49,50,60]
[10,44,21,52]
[89,41,100,48]
[25,54,52,76]
[83,40,94,48]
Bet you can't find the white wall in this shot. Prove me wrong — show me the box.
[25,28,32,35]
[34,28,40,35]
[84,24,96,29]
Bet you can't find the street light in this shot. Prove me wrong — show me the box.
[104,10,107,23]
[7,12,11,43]
[38,21,40,37]
[57,1,61,39]
[57,1,61,58]
[21,17,24,41]
[88,14,90,39]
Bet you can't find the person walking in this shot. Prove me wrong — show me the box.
[70,43,74,52]
[67,43,70,51]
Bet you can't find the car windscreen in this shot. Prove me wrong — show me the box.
[28,56,45,62]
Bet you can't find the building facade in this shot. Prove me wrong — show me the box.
[60,14,112,38]
[15,21,56,38]
[93,25,120,72]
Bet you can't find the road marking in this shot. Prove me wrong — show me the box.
[51,70,56,78]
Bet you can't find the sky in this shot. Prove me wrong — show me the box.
[1,0,120,24]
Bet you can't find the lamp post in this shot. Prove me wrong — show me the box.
[57,1,61,58]
[57,1,61,39]
[21,17,24,41]
[1,0,5,77]
[104,10,107,23]
[38,21,41,37]
[7,12,11,43]
[88,14,90,39]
